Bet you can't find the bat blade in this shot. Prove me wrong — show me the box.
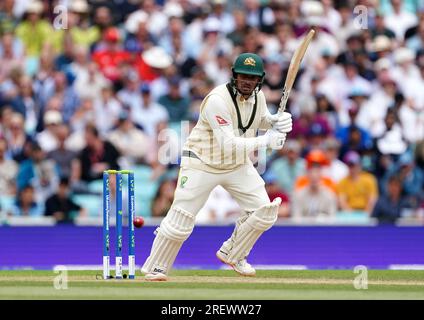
[278,29,315,114]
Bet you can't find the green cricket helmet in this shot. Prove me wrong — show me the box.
[231,53,265,92]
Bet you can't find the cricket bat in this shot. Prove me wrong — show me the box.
[278,29,315,115]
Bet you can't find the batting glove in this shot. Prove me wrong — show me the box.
[264,129,287,150]
[267,112,293,134]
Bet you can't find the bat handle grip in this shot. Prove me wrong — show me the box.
[277,88,290,115]
[277,101,287,115]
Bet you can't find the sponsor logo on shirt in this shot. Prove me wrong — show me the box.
[180,176,188,188]
[215,115,229,126]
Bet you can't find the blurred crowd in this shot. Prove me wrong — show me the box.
[0,0,424,224]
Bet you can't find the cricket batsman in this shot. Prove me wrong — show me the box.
[142,53,292,281]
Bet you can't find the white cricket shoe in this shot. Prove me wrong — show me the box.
[216,250,256,277]
[144,272,168,281]
[142,266,168,281]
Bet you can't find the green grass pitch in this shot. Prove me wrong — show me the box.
[1,270,424,300]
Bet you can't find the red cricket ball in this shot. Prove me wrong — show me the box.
[133,216,144,228]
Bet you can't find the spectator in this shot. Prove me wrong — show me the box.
[36,110,63,153]
[10,75,39,135]
[197,185,241,224]
[76,124,120,183]
[325,60,372,110]
[92,6,113,34]
[336,33,364,66]
[16,141,58,204]
[54,33,75,72]
[124,0,168,40]
[270,139,306,196]
[415,139,424,171]
[226,9,249,47]
[70,97,96,134]
[151,178,177,217]
[38,70,80,124]
[302,10,340,67]
[315,93,337,132]
[9,184,43,217]
[165,21,197,78]
[70,45,90,78]
[338,87,371,128]
[263,22,296,61]
[66,0,100,49]
[158,76,190,123]
[263,171,290,218]
[295,149,337,194]
[369,35,393,62]
[136,45,173,84]
[375,108,408,179]
[321,138,349,183]
[305,121,330,152]
[0,136,18,195]
[406,19,424,52]
[369,12,396,40]
[384,0,418,41]
[132,83,169,138]
[14,1,53,57]
[372,175,408,224]
[32,46,55,93]
[0,105,14,138]
[334,7,358,48]
[73,61,110,101]
[337,151,378,214]
[0,29,24,83]
[391,47,420,95]
[0,65,22,102]
[292,160,338,220]
[204,51,232,87]
[0,0,19,31]
[196,16,233,65]
[384,152,424,210]
[107,111,151,167]
[46,123,78,182]
[124,10,153,53]
[45,177,86,223]
[210,0,235,35]
[336,102,373,159]
[321,0,342,35]
[243,0,275,33]
[116,71,142,116]
[261,55,286,111]
[93,85,123,136]
[3,112,33,162]
[91,27,131,83]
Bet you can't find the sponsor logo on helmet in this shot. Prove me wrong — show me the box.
[243,57,256,66]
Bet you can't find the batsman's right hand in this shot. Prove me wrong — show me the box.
[264,129,286,150]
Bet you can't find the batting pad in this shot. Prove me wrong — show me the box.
[225,197,281,264]
[142,206,195,275]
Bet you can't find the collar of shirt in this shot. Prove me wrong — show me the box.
[236,93,255,104]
